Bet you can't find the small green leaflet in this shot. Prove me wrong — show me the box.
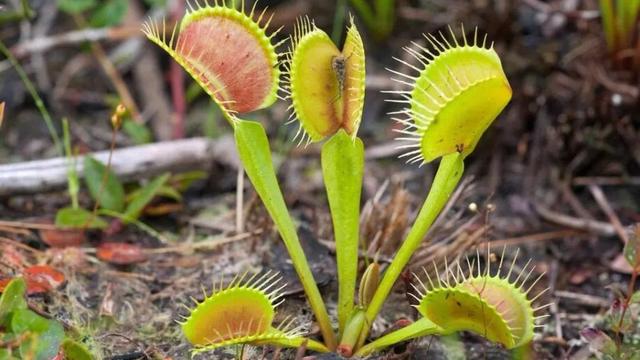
[123,173,170,221]
[83,156,125,212]
[55,207,108,229]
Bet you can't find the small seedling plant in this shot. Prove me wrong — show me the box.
[54,106,202,234]
[0,278,93,360]
[144,1,548,357]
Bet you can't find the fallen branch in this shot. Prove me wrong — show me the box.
[0,136,237,196]
[588,184,629,243]
[11,26,140,58]
[573,176,640,186]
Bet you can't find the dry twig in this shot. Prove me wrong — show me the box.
[588,185,629,243]
[0,137,230,196]
[12,26,140,57]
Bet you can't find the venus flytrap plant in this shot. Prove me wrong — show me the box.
[144,2,544,356]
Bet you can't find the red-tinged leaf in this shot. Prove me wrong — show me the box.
[39,227,86,247]
[25,280,52,295]
[23,265,65,293]
[176,16,273,113]
[0,277,58,295]
[143,4,280,115]
[394,318,413,328]
[96,242,147,265]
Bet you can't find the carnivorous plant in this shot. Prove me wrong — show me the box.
[144,1,547,357]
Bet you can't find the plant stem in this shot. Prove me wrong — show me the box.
[62,119,79,209]
[355,317,441,356]
[331,0,348,44]
[0,40,63,156]
[348,0,376,34]
[356,152,464,349]
[86,124,118,229]
[234,120,337,349]
[374,0,395,38]
[321,131,364,333]
[615,260,639,353]
[349,0,395,40]
[254,337,329,353]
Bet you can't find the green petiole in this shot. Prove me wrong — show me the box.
[356,151,464,349]
[234,120,337,350]
[355,317,442,356]
[321,130,365,333]
[62,118,79,209]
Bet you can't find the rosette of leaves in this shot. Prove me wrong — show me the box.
[143,3,547,356]
[55,155,176,230]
